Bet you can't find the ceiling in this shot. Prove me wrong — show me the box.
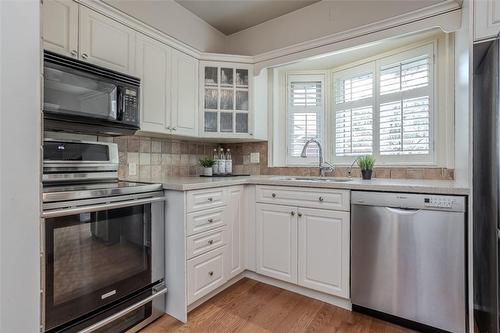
[175,0,321,35]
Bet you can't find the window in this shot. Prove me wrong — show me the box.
[286,75,325,164]
[333,43,434,164]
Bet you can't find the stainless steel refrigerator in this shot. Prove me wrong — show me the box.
[473,38,500,333]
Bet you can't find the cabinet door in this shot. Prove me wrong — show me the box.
[136,35,170,133]
[171,49,198,136]
[298,208,350,298]
[256,203,297,283]
[475,0,500,41]
[42,0,78,57]
[226,186,244,278]
[79,6,135,74]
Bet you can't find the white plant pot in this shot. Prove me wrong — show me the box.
[203,167,213,176]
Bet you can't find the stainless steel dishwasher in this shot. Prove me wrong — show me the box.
[351,191,466,333]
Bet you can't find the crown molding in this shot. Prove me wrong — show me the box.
[252,0,462,70]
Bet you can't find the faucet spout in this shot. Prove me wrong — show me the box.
[300,138,334,177]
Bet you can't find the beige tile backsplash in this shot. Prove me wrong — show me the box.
[109,136,454,181]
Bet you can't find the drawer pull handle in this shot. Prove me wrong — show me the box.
[208,271,214,276]
[291,211,295,216]
[208,239,214,245]
[319,196,324,202]
[271,193,276,198]
[207,197,213,202]
[298,212,303,217]
[208,218,214,223]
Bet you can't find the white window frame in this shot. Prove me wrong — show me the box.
[285,73,326,166]
[331,42,437,166]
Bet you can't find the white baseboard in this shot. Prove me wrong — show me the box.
[186,270,351,315]
[243,271,352,311]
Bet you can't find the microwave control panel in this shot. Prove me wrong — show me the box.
[123,88,138,123]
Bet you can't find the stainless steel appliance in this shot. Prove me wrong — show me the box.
[351,191,466,333]
[43,51,140,135]
[473,39,500,333]
[41,139,166,333]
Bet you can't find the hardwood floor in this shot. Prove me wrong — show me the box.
[141,278,417,333]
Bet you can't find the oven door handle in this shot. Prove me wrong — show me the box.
[42,196,166,218]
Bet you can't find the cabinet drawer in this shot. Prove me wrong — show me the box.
[187,246,228,304]
[186,207,225,236]
[186,227,228,259]
[186,188,226,213]
[256,186,350,211]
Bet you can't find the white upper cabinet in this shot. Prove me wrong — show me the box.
[256,203,298,284]
[171,49,199,137]
[42,0,78,58]
[136,35,171,133]
[297,208,350,298]
[475,0,500,41]
[200,61,253,138]
[79,6,135,74]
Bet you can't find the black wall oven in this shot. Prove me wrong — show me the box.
[43,51,140,135]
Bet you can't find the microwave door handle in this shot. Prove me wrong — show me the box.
[42,196,166,218]
[117,86,124,121]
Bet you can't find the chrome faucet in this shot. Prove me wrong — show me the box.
[300,138,335,177]
[346,157,360,178]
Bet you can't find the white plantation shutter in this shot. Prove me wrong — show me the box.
[377,47,433,158]
[331,43,434,164]
[287,76,324,164]
[334,67,374,157]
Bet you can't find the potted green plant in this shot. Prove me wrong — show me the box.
[199,157,216,176]
[357,155,375,180]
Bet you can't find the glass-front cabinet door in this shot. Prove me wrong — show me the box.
[200,61,252,137]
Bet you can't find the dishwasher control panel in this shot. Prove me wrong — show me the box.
[351,191,466,212]
[424,197,456,209]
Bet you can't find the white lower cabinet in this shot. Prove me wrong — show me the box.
[187,245,229,304]
[256,203,298,284]
[298,208,350,298]
[255,186,350,299]
[227,186,245,278]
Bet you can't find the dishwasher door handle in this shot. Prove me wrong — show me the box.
[385,207,421,215]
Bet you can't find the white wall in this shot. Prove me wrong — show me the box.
[226,0,452,56]
[103,0,227,53]
[0,1,41,332]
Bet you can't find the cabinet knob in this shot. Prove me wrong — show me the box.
[208,271,214,276]
[208,239,214,245]
[319,196,324,202]
[208,218,214,223]
[271,193,276,198]
[70,50,78,57]
[298,212,303,217]
[208,197,213,202]
[290,211,295,216]
[81,53,88,59]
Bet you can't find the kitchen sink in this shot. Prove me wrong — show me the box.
[276,177,353,183]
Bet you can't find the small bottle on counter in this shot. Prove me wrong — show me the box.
[225,149,232,175]
[212,149,219,176]
[218,148,226,175]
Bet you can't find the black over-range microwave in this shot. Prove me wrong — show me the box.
[43,50,140,135]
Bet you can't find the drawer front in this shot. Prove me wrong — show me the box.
[187,246,228,304]
[186,227,228,259]
[186,207,225,236]
[256,186,350,211]
[186,188,225,213]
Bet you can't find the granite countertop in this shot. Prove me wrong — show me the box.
[124,175,470,195]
